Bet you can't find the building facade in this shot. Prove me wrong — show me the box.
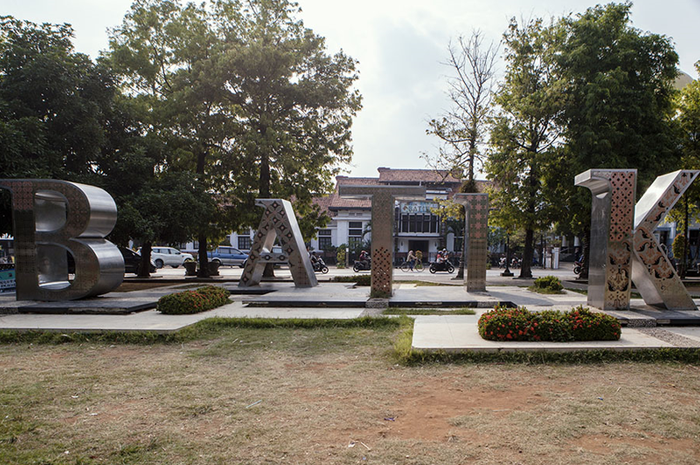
[305,168,487,263]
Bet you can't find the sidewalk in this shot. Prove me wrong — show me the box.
[2,279,700,354]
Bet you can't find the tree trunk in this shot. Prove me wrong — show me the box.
[519,228,534,278]
[579,227,590,279]
[260,147,275,278]
[137,242,152,277]
[197,232,210,278]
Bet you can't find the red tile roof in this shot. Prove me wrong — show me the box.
[377,167,462,184]
[314,168,494,215]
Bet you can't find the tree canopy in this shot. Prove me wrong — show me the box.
[486,17,564,278]
[107,0,362,274]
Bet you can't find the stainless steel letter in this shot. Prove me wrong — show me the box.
[0,179,124,301]
[239,199,317,288]
[575,170,636,310]
[631,170,699,310]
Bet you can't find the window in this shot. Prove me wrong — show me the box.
[238,236,251,250]
[349,221,363,228]
[319,237,332,250]
[349,229,363,236]
[318,229,332,236]
[349,237,363,248]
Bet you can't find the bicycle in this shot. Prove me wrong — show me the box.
[399,259,423,272]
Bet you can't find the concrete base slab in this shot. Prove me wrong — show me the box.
[241,283,368,307]
[0,301,366,333]
[607,306,700,326]
[410,315,700,353]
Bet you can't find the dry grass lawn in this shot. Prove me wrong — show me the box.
[1,323,700,464]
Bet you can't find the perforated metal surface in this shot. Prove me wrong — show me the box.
[575,170,636,310]
[239,199,317,288]
[339,185,425,297]
[454,193,489,292]
[631,170,699,310]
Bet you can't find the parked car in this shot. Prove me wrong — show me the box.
[207,246,249,267]
[121,247,156,274]
[240,246,289,268]
[66,248,155,275]
[144,246,194,269]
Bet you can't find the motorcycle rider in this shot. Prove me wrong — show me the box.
[359,250,370,269]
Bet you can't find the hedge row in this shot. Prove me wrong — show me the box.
[478,305,621,342]
[157,286,231,315]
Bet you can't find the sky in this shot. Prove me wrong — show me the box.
[2,0,699,179]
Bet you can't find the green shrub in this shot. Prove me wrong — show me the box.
[336,245,346,268]
[530,275,563,293]
[331,275,371,286]
[478,304,621,342]
[157,286,231,315]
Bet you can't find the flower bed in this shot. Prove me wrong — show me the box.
[157,286,231,315]
[478,305,621,342]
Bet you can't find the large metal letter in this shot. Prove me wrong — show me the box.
[0,179,123,301]
[339,185,425,298]
[454,193,489,292]
[239,199,317,288]
[631,170,699,310]
[575,170,636,310]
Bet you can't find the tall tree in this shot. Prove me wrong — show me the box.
[216,0,362,232]
[108,0,361,276]
[668,61,700,275]
[486,17,564,279]
[425,30,499,182]
[425,30,498,278]
[108,0,240,276]
[0,17,115,234]
[553,3,681,276]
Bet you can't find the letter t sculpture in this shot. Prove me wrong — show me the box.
[339,185,425,298]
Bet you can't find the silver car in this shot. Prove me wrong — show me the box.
[146,247,194,269]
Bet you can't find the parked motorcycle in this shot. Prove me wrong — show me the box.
[353,259,371,272]
[312,256,329,274]
[429,260,455,274]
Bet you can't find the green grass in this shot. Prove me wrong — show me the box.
[1,316,698,367]
[527,286,565,294]
[401,345,700,365]
[0,317,403,346]
[395,280,460,287]
[383,308,476,316]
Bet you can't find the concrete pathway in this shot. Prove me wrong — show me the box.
[2,281,700,353]
[0,300,365,333]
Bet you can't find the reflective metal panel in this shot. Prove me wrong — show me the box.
[339,185,425,297]
[0,179,124,301]
[631,170,699,310]
[454,193,489,292]
[239,199,317,288]
[575,170,636,310]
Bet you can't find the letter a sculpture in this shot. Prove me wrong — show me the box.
[576,169,698,310]
[0,179,124,301]
[239,199,317,288]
